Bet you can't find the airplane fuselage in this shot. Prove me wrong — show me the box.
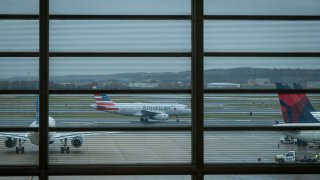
[91,103,191,119]
[27,117,56,145]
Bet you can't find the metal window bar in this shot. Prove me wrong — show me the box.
[0,0,319,179]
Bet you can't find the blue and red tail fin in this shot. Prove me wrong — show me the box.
[276,83,318,123]
[92,83,115,106]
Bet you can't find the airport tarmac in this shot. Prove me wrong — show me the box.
[0,94,319,179]
[0,131,319,165]
[0,131,320,180]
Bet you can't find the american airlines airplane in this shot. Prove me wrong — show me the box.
[274,83,320,145]
[90,84,191,123]
[0,96,92,154]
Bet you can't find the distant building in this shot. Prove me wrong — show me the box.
[128,82,159,89]
[248,78,270,86]
[307,81,320,88]
[207,83,240,89]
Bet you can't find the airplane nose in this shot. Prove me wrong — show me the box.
[90,104,96,109]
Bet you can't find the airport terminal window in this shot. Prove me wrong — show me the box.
[0,0,320,179]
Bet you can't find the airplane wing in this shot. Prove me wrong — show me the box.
[51,132,92,140]
[51,131,117,140]
[0,132,29,140]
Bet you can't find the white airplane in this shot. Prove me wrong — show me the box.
[90,84,191,123]
[0,96,92,154]
[274,83,320,146]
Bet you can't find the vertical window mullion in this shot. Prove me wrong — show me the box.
[39,0,49,179]
[192,0,204,180]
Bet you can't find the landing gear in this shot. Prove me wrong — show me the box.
[59,138,70,153]
[140,117,149,123]
[15,139,26,154]
[60,146,69,153]
[176,116,180,123]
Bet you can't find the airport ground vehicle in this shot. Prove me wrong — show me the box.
[279,136,296,144]
[275,151,319,164]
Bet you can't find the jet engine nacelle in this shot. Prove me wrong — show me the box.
[71,136,83,148]
[5,137,17,148]
[152,113,169,120]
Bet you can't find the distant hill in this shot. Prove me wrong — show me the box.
[2,67,320,85]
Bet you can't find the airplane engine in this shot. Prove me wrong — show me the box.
[71,136,83,148]
[5,137,17,148]
[152,113,169,120]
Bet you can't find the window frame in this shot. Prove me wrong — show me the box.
[0,0,319,179]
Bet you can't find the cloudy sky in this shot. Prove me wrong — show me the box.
[0,0,320,78]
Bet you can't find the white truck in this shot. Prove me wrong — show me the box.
[275,151,318,164]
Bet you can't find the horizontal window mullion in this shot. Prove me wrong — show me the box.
[204,52,320,57]
[0,52,39,57]
[205,89,320,94]
[50,15,191,20]
[49,52,191,57]
[0,166,39,176]
[204,15,320,20]
[0,90,38,94]
[204,164,320,174]
[205,126,320,131]
[0,127,39,132]
[50,127,191,132]
[47,165,196,175]
[0,15,39,19]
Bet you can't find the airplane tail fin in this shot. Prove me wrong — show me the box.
[36,95,39,125]
[276,83,318,123]
[92,83,115,106]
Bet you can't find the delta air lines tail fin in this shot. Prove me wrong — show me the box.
[276,83,318,123]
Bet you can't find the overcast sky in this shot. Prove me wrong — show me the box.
[0,0,320,78]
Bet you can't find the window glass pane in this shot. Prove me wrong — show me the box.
[205,175,320,180]
[0,0,38,14]
[49,131,190,164]
[49,94,191,127]
[0,58,38,90]
[204,0,320,15]
[50,0,190,15]
[0,177,38,180]
[50,20,191,52]
[205,131,320,163]
[204,21,320,52]
[49,57,190,90]
[204,93,320,126]
[204,57,320,89]
[0,95,38,127]
[0,20,39,52]
[50,176,190,180]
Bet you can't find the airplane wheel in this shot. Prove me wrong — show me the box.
[140,117,144,122]
[66,147,70,153]
[144,118,149,123]
[15,147,19,154]
[21,147,24,154]
[61,147,65,153]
